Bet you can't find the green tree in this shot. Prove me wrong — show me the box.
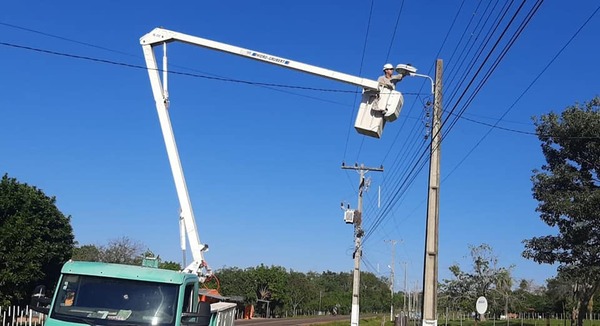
[213,266,396,317]
[72,244,101,261]
[359,272,389,313]
[285,270,311,316]
[252,264,288,317]
[490,268,514,321]
[98,236,144,264]
[159,261,182,271]
[523,97,600,326]
[0,174,74,305]
[317,271,352,315]
[218,266,255,303]
[546,275,571,316]
[440,264,472,313]
[440,244,514,319]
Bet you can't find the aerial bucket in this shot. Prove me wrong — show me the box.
[354,89,404,138]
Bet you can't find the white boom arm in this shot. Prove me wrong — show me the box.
[141,28,381,90]
[140,27,405,279]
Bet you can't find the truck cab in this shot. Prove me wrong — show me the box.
[32,261,232,326]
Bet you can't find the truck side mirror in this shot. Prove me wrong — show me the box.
[30,285,51,315]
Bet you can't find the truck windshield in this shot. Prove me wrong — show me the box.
[51,274,179,326]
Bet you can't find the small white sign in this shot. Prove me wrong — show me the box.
[476,296,488,314]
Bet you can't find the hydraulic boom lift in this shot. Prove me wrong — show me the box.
[139,27,407,281]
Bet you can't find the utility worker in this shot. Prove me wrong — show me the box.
[377,63,403,90]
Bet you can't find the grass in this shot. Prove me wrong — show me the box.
[308,315,398,326]
[439,319,600,326]
[313,318,600,326]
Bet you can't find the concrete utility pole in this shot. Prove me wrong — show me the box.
[342,163,383,326]
[386,239,397,322]
[403,262,408,317]
[421,59,443,326]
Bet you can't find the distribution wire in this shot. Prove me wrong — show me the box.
[0,21,137,58]
[361,0,474,231]
[363,0,472,219]
[354,0,407,169]
[378,0,468,165]
[368,0,536,244]
[442,0,543,140]
[384,0,405,62]
[443,0,506,96]
[375,0,468,181]
[342,0,376,164]
[2,41,368,92]
[368,1,535,239]
[441,0,534,141]
[0,21,372,109]
[442,2,600,182]
[442,0,517,117]
[362,0,542,244]
[443,0,487,70]
[361,0,502,226]
[364,2,600,233]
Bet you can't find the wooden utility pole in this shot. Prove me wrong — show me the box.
[342,163,383,326]
[421,59,443,326]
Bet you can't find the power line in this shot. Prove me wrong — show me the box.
[363,1,517,227]
[0,21,137,58]
[444,0,506,98]
[364,0,600,237]
[443,0,513,119]
[342,0,377,165]
[373,0,470,201]
[441,1,600,181]
[0,21,364,108]
[366,0,600,245]
[385,0,405,62]
[457,115,535,135]
[361,0,473,222]
[442,0,537,139]
[377,0,467,161]
[0,40,399,95]
[442,0,522,127]
[363,0,544,244]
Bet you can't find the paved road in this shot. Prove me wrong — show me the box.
[236,314,351,325]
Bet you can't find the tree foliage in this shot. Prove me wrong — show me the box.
[439,244,516,318]
[0,174,74,305]
[214,265,391,317]
[72,244,101,262]
[98,237,144,265]
[159,261,182,271]
[72,239,182,271]
[523,97,600,326]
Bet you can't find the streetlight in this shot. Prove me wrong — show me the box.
[395,64,435,95]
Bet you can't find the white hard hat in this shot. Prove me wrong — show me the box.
[383,63,394,71]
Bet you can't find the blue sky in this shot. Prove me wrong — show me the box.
[2,1,599,291]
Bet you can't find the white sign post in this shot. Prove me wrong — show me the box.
[476,296,488,314]
[476,296,488,322]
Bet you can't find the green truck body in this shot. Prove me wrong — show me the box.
[33,261,234,326]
